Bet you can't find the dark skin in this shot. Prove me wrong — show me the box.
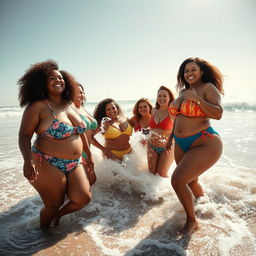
[19,70,93,228]
[166,62,223,236]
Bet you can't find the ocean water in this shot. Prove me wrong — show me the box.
[0,100,255,256]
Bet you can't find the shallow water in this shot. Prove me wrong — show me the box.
[0,104,255,256]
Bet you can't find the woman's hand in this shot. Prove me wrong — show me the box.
[23,160,38,182]
[182,88,201,102]
[83,157,94,173]
[166,137,173,151]
[102,147,116,160]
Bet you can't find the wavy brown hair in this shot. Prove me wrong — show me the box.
[18,60,77,107]
[133,98,153,119]
[155,86,175,109]
[93,98,122,124]
[177,57,224,94]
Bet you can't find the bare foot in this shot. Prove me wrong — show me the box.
[178,219,199,237]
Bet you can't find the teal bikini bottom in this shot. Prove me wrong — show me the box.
[149,143,166,154]
[173,126,219,152]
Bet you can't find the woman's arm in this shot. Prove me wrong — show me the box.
[18,104,40,181]
[183,84,223,120]
[80,132,94,171]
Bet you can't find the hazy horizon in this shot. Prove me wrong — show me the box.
[1,0,255,107]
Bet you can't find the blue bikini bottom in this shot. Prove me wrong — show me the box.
[173,126,219,152]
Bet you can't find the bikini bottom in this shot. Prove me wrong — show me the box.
[31,146,81,174]
[110,148,131,159]
[173,126,219,152]
[149,143,166,154]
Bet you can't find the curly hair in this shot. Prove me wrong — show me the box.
[18,60,77,107]
[93,98,122,124]
[132,98,153,118]
[155,86,175,109]
[177,57,224,94]
[59,70,78,102]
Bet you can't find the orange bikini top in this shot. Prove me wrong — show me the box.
[169,100,207,117]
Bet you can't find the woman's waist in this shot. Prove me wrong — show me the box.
[148,132,171,147]
[174,121,212,137]
[105,140,131,151]
[33,137,83,159]
[149,128,172,136]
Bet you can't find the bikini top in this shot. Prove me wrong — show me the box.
[80,114,98,131]
[134,122,150,135]
[134,123,141,132]
[104,121,133,139]
[40,101,87,139]
[149,111,173,130]
[169,100,207,117]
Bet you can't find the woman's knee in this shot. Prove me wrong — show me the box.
[73,191,92,208]
[43,200,63,212]
[171,172,184,190]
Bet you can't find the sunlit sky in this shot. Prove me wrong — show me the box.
[0,0,255,107]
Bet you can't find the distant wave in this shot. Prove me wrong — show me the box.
[223,102,256,111]
[1,101,256,118]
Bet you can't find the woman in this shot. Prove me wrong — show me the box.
[92,98,133,161]
[18,60,93,228]
[129,97,152,135]
[147,86,175,177]
[72,83,97,185]
[167,57,224,236]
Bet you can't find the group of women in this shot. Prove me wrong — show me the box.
[18,57,224,236]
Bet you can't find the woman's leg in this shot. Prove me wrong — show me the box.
[31,156,66,228]
[157,144,175,177]
[174,144,203,197]
[171,135,222,235]
[52,164,92,226]
[147,144,159,175]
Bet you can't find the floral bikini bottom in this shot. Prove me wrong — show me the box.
[31,146,81,174]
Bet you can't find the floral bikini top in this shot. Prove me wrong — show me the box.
[40,101,87,139]
[169,100,207,117]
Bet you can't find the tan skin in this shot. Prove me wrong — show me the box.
[19,70,93,228]
[167,62,223,236]
[92,102,132,161]
[147,89,175,177]
[130,101,151,144]
[73,85,97,185]
[130,101,151,131]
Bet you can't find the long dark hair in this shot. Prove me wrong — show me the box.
[177,57,224,94]
[93,98,122,124]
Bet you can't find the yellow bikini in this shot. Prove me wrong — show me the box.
[104,122,133,139]
[104,122,133,159]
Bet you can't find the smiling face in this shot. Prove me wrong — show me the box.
[47,70,65,95]
[105,102,118,119]
[138,101,151,117]
[184,61,203,85]
[157,89,170,107]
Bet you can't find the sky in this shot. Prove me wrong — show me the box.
[0,0,255,107]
